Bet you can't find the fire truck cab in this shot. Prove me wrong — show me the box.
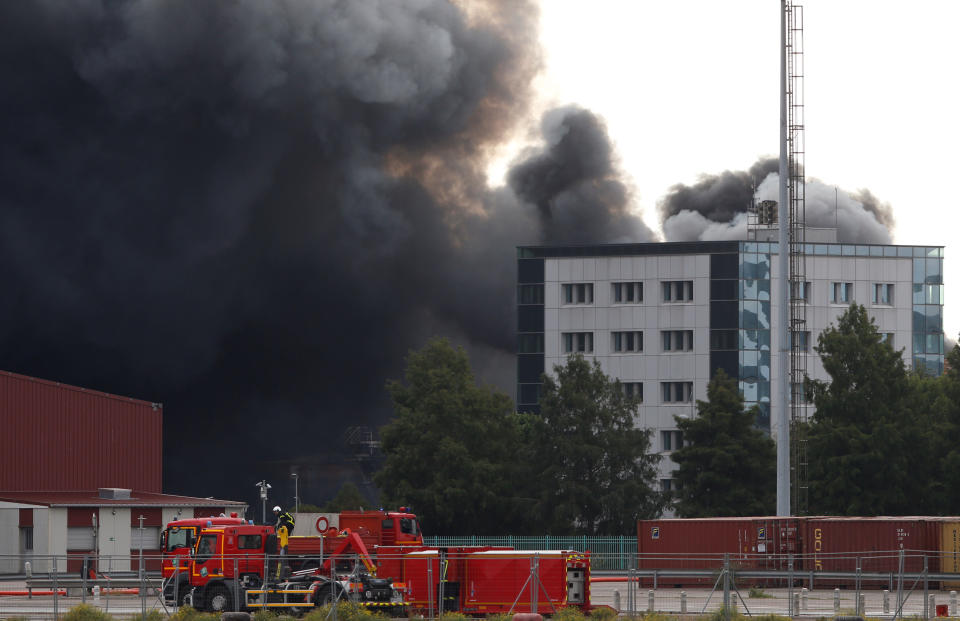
[160,514,246,604]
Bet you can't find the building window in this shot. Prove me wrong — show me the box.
[873,283,894,305]
[662,330,694,352]
[791,280,811,302]
[20,527,33,552]
[613,282,643,304]
[661,381,693,403]
[612,331,643,352]
[831,282,853,304]
[622,382,643,401]
[662,280,694,302]
[790,330,810,352]
[562,283,593,305]
[562,332,594,353]
[881,332,895,346]
[660,430,684,451]
[659,479,673,493]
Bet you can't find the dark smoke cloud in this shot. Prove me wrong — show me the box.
[660,157,895,244]
[0,1,649,506]
[509,107,655,244]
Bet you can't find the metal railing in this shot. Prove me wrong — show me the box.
[3,549,960,619]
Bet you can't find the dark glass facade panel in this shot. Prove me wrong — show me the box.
[517,383,541,404]
[517,333,544,353]
[710,351,738,379]
[710,301,738,328]
[517,258,545,283]
[710,253,739,278]
[518,306,544,332]
[710,279,737,300]
[517,354,544,383]
[517,284,544,305]
[710,330,738,350]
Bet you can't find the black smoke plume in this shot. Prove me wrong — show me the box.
[0,1,651,506]
[660,157,895,243]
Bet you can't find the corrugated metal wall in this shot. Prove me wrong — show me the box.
[0,371,162,491]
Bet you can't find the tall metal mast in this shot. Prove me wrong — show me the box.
[775,0,791,518]
[786,2,808,516]
[776,0,807,517]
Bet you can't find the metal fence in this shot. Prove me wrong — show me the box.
[3,550,960,620]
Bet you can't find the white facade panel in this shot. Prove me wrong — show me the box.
[0,508,18,573]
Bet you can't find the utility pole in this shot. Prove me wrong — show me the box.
[290,472,299,515]
[138,514,146,619]
[256,480,272,524]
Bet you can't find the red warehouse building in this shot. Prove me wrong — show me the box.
[0,370,162,492]
[0,370,247,574]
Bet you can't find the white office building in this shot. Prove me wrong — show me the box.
[516,235,944,493]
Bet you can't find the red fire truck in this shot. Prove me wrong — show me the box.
[181,523,405,614]
[288,508,423,557]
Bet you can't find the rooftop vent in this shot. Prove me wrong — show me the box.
[99,488,132,500]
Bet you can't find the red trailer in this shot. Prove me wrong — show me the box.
[376,546,591,615]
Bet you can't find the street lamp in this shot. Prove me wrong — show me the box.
[290,473,299,516]
[256,480,272,524]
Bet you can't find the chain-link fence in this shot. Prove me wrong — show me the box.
[2,549,960,619]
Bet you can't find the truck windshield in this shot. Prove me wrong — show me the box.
[400,518,418,535]
[166,527,194,552]
[195,533,217,563]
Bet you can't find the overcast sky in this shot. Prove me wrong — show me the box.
[529,0,959,339]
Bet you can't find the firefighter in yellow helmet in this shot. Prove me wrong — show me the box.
[273,505,295,578]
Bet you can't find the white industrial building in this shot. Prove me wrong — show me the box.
[0,488,246,574]
[517,230,944,493]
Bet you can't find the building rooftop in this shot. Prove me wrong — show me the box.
[0,489,245,508]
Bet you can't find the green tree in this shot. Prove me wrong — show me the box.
[805,303,917,515]
[530,354,663,534]
[671,368,776,517]
[373,338,527,535]
[922,341,960,514]
[321,482,370,512]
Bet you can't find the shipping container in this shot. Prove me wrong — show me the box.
[0,370,162,492]
[637,516,960,589]
[637,517,800,586]
[801,517,935,577]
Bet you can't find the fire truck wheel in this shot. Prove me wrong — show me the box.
[206,584,232,613]
[314,585,335,606]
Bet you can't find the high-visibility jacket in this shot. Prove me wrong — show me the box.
[276,511,295,535]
